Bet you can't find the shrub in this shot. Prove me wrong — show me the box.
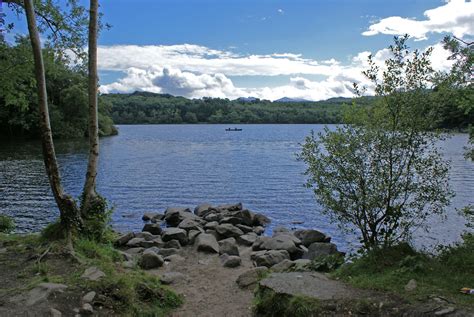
[0,214,15,233]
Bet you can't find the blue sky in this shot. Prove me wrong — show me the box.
[4,0,474,100]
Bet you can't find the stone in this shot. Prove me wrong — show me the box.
[205,229,220,240]
[196,233,219,253]
[25,283,68,306]
[164,254,186,263]
[273,231,302,245]
[236,267,269,289]
[228,209,254,226]
[134,231,154,240]
[115,232,134,246]
[49,308,62,317]
[118,250,134,261]
[218,237,239,256]
[178,218,202,232]
[188,230,202,245]
[161,228,188,245]
[81,267,105,281]
[434,307,456,316]
[142,212,161,221]
[220,217,242,226]
[216,203,242,212]
[253,226,265,235]
[236,224,253,233]
[215,223,244,238]
[220,254,241,268]
[139,239,164,248]
[273,226,290,235]
[124,247,144,255]
[237,233,258,246]
[262,236,299,255]
[139,250,164,269]
[82,291,96,304]
[293,229,327,247]
[302,242,338,260]
[158,248,180,257]
[164,207,195,227]
[194,203,212,217]
[252,236,271,251]
[80,303,94,316]
[142,223,162,235]
[204,213,220,222]
[251,250,290,267]
[164,239,181,249]
[271,259,294,272]
[253,213,271,226]
[204,221,219,230]
[404,279,417,292]
[126,237,146,248]
[292,259,312,271]
[122,260,135,269]
[160,272,187,285]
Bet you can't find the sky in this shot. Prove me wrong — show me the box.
[4,0,474,101]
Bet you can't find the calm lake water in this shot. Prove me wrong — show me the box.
[0,124,473,251]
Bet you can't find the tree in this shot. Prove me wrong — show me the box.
[299,36,453,252]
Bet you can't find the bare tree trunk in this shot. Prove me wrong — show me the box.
[82,0,100,214]
[24,0,81,241]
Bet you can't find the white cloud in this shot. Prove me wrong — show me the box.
[363,0,474,40]
[277,8,284,14]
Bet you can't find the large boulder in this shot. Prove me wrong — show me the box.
[196,233,219,253]
[216,203,242,212]
[161,228,188,246]
[139,250,164,269]
[204,221,219,230]
[142,223,162,235]
[164,239,181,249]
[236,267,269,289]
[204,213,220,222]
[220,254,241,268]
[251,250,290,267]
[164,207,196,227]
[126,237,146,248]
[219,217,243,226]
[188,230,202,245]
[252,236,271,251]
[178,218,202,232]
[115,232,134,246]
[215,224,244,239]
[236,224,253,233]
[142,212,163,222]
[294,229,328,247]
[135,231,154,241]
[218,237,239,256]
[261,236,300,258]
[227,209,254,226]
[237,232,258,246]
[194,203,213,217]
[302,242,339,260]
[253,213,271,227]
[253,226,265,235]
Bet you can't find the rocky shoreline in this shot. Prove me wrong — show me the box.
[114,202,343,276]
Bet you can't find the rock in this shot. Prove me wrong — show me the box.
[124,247,144,255]
[25,283,68,306]
[80,303,94,316]
[273,226,290,235]
[115,232,134,246]
[251,250,291,267]
[220,254,241,268]
[220,217,242,226]
[228,209,254,226]
[194,203,212,217]
[261,236,299,256]
[196,233,219,253]
[434,307,456,316]
[164,207,195,227]
[118,250,134,261]
[404,279,417,292]
[126,237,146,248]
[49,308,62,317]
[216,203,242,212]
[302,242,338,260]
[188,230,201,245]
[205,229,220,240]
[204,213,220,222]
[273,231,302,245]
[253,213,271,226]
[160,272,187,285]
[253,226,265,235]
[252,236,271,251]
[292,259,312,271]
[122,260,135,269]
[204,221,219,230]
[82,291,96,304]
[158,248,180,257]
[164,239,181,249]
[139,250,164,269]
[161,228,188,245]
[236,267,269,289]
[293,229,327,247]
[237,233,258,246]
[215,223,244,238]
[81,267,105,281]
[164,254,186,263]
[142,223,162,235]
[139,239,164,248]
[218,237,239,256]
[271,259,294,272]
[178,218,202,232]
[142,212,162,221]
[236,224,253,233]
[134,231,154,240]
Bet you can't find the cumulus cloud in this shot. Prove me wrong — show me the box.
[362,0,474,40]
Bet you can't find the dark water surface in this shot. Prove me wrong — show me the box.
[1,124,473,251]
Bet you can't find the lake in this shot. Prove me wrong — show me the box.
[0,124,472,252]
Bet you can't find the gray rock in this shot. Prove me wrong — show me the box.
[220,217,242,226]
[196,233,219,253]
[236,224,253,233]
[262,236,299,254]
[204,221,219,230]
[158,248,180,257]
[220,254,241,268]
[205,229,220,240]
[124,247,144,255]
[140,239,164,248]
[252,236,271,251]
[218,237,239,256]
[164,207,195,227]
[271,259,294,272]
[253,213,271,226]
[122,260,135,269]
[118,250,134,261]
[292,259,312,271]
[80,303,94,316]
[194,203,212,217]
[273,231,302,245]
[139,250,164,269]
[115,232,134,246]
[164,239,181,249]
[434,307,456,316]
[142,223,162,235]
[188,230,202,245]
[204,213,220,222]
[215,223,244,238]
[237,232,258,246]
[178,218,202,232]
[142,212,161,221]
[134,231,154,240]
[404,279,417,291]
[227,209,254,226]
[81,267,105,281]
[25,283,68,306]
[253,226,265,235]
[236,267,269,289]
[273,226,290,235]
[82,291,96,304]
[49,308,62,317]
[161,228,188,245]
[160,272,187,285]
[164,254,186,263]
[293,229,327,247]
[216,203,242,212]
[302,242,338,260]
[126,237,146,248]
[251,250,290,267]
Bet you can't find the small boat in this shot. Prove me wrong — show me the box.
[225,128,242,131]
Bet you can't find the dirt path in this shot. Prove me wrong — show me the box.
[150,246,256,317]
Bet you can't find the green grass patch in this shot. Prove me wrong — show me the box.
[334,237,474,308]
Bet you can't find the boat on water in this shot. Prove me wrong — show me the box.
[225,128,242,131]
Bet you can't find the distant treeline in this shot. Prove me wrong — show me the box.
[104,92,371,124]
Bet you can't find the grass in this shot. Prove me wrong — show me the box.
[333,235,474,308]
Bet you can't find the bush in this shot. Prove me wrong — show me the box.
[80,194,114,242]
[0,214,15,233]
[309,254,345,272]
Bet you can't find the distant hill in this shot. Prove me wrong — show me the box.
[274,97,310,103]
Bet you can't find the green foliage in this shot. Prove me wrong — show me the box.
[300,36,453,252]
[80,194,114,242]
[0,214,15,233]
[41,221,65,241]
[253,287,322,317]
[309,253,345,272]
